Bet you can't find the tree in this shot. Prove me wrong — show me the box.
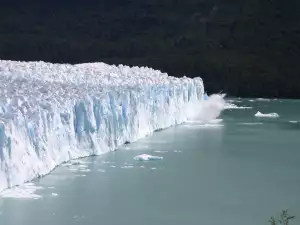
[269,210,296,225]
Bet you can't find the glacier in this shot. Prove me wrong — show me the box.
[0,60,205,192]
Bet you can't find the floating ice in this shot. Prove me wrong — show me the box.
[289,121,299,124]
[102,161,114,164]
[224,103,252,109]
[77,164,88,169]
[51,193,58,196]
[174,150,182,153]
[121,165,134,169]
[133,154,163,161]
[256,98,270,101]
[62,163,73,167]
[186,118,223,124]
[0,183,43,199]
[255,111,280,118]
[210,119,223,124]
[239,122,263,125]
[0,59,205,192]
[68,168,79,172]
[70,160,90,165]
[79,169,91,172]
[183,123,224,129]
[227,99,242,103]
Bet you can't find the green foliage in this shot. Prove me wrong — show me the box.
[0,0,300,98]
[269,210,296,225]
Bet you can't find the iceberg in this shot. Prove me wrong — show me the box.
[133,154,163,161]
[0,60,205,192]
[255,111,280,118]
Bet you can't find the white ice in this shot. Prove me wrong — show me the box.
[174,150,182,153]
[239,122,263,125]
[0,59,205,192]
[224,103,252,109]
[0,183,43,199]
[185,118,223,124]
[187,94,225,123]
[133,154,163,161]
[256,98,271,101]
[255,111,280,118]
[183,123,224,129]
[121,165,134,169]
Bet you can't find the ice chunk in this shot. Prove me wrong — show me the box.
[210,119,223,124]
[121,165,134,169]
[239,122,263,125]
[224,103,252,109]
[256,98,270,101]
[79,169,91,172]
[255,111,279,118]
[174,150,182,153]
[102,161,114,164]
[183,123,224,129]
[186,118,223,124]
[133,154,163,161]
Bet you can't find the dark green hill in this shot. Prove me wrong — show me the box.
[1,0,300,98]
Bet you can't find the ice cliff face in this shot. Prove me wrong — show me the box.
[0,60,204,192]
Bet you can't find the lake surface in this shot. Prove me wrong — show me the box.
[1,99,300,225]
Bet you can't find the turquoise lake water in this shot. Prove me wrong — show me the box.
[0,99,300,225]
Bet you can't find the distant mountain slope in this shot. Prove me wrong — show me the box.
[1,0,300,97]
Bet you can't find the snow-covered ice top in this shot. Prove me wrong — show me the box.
[0,60,204,192]
[0,60,199,88]
[0,60,203,122]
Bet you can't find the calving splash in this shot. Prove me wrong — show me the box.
[186,93,226,124]
[0,60,226,192]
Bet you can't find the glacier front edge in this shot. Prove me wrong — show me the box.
[0,60,204,192]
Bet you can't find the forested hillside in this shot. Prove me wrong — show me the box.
[1,0,300,97]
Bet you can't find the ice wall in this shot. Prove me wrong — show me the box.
[0,60,204,192]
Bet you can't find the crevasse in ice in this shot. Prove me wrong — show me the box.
[0,60,204,192]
